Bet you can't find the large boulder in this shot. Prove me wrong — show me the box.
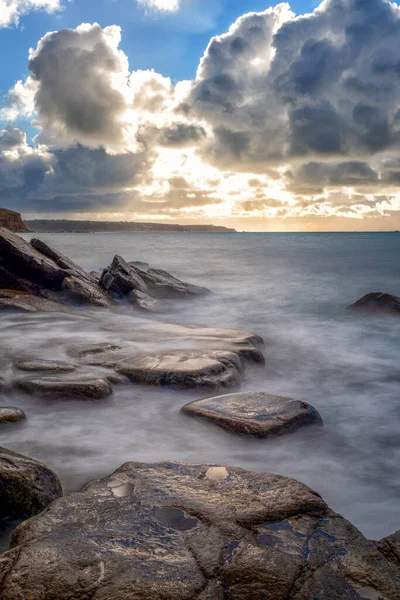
[62,275,114,308]
[30,238,95,283]
[100,255,148,296]
[0,461,399,599]
[0,228,67,290]
[182,391,323,437]
[116,350,246,390]
[0,446,62,520]
[140,268,210,299]
[348,292,400,314]
[15,377,113,400]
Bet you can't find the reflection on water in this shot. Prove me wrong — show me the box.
[0,232,400,543]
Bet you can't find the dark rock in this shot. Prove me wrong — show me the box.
[116,350,245,390]
[0,228,67,290]
[0,265,35,293]
[62,275,113,308]
[0,408,26,424]
[14,360,76,373]
[0,292,69,313]
[15,378,113,400]
[348,292,400,314]
[30,238,95,282]
[100,255,148,296]
[182,391,323,437]
[141,267,210,299]
[128,289,162,312]
[0,446,62,520]
[1,461,399,600]
[377,531,400,565]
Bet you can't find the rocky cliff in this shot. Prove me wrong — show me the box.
[0,209,28,232]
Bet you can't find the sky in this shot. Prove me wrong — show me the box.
[1,0,400,231]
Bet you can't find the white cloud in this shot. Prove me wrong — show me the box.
[137,0,180,13]
[0,0,62,28]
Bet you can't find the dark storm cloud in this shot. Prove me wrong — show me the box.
[158,123,206,147]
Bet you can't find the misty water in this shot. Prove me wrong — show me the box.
[1,232,400,547]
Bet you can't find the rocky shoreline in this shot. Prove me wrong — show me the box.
[0,226,399,598]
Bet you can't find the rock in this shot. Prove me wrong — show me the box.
[14,360,76,373]
[100,255,148,297]
[89,270,101,280]
[1,461,399,600]
[116,350,245,390]
[128,289,162,312]
[141,267,210,299]
[67,342,122,360]
[15,378,113,400]
[30,238,95,282]
[129,260,150,270]
[0,265,35,293]
[348,292,400,314]
[0,408,26,424]
[0,228,67,290]
[182,391,323,437]
[377,531,400,565]
[62,275,113,308]
[0,292,69,313]
[0,208,28,232]
[0,446,62,520]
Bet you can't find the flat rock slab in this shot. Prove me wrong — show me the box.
[0,446,62,520]
[141,268,210,299]
[348,292,400,314]
[182,391,323,437]
[1,461,399,600]
[14,360,76,373]
[116,350,245,389]
[0,407,26,424]
[15,378,113,400]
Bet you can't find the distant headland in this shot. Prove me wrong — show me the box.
[0,208,28,232]
[25,219,236,233]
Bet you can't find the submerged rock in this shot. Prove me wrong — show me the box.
[14,360,76,373]
[67,342,122,360]
[0,407,26,424]
[0,446,62,520]
[348,292,400,314]
[1,461,399,600]
[182,391,323,437]
[62,275,113,308]
[116,350,245,389]
[15,378,113,400]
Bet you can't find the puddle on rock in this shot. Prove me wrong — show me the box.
[154,507,199,531]
[205,467,229,481]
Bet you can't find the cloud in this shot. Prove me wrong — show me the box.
[137,0,180,13]
[0,0,62,27]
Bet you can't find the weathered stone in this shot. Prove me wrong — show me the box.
[62,275,113,307]
[128,289,162,312]
[348,292,400,315]
[141,267,210,299]
[30,238,95,282]
[377,530,400,565]
[100,255,148,296]
[0,446,62,520]
[89,270,101,280]
[0,293,68,313]
[1,461,399,600]
[14,360,76,373]
[67,342,122,360]
[0,228,68,290]
[0,408,26,424]
[116,350,245,390]
[182,391,323,437]
[15,378,113,400]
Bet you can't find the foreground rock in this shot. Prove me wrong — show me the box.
[348,292,400,315]
[0,407,26,424]
[30,238,95,283]
[62,275,113,307]
[15,378,113,400]
[14,360,76,373]
[0,446,62,520]
[0,291,68,313]
[182,391,323,437]
[116,350,246,390]
[1,461,399,599]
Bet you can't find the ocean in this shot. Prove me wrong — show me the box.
[1,231,400,546]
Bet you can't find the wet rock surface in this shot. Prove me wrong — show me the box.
[116,350,246,390]
[30,238,95,283]
[140,268,211,299]
[0,292,67,313]
[100,254,149,296]
[14,360,76,373]
[348,292,400,314]
[15,378,113,400]
[0,446,62,520]
[128,289,163,312]
[62,275,113,307]
[0,408,26,424]
[0,461,399,600]
[182,391,323,437]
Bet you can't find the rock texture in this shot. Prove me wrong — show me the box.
[14,360,76,373]
[62,275,113,307]
[348,292,400,314]
[15,378,113,400]
[0,209,27,232]
[0,408,26,424]
[182,391,323,437]
[0,446,62,520]
[100,255,149,296]
[141,268,210,299]
[0,461,399,600]
[0,291,68,313]
[116,350,246,390]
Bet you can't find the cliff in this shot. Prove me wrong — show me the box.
[25,220,236,233]
[0,209,28,232]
